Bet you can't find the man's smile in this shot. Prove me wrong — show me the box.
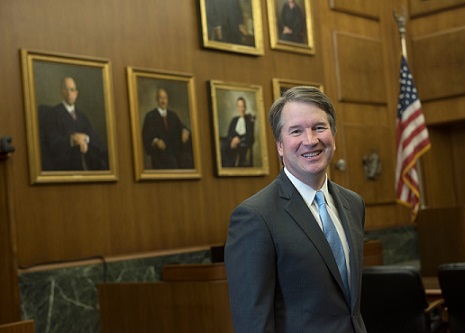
[302,151,321,158]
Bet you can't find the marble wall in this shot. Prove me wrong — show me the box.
[365,225,419,265]
[19,250,211,333]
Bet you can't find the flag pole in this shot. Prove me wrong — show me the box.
[393,8,407,60]
[393,7,427,210]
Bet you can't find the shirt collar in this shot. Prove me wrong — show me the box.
[157,107,167,116]
[62,101,75,112]
[283,167,331,207]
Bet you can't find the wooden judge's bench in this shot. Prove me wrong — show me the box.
[98,263,232,333]
[416,206,465,276]
[98,240,383,333]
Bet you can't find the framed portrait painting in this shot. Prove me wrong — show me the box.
[266,0,315,54]
[272,78,323,100]
[209,80,269,177]
[127,67,202,180]
[199,0,264,55]
[20,49,118,184]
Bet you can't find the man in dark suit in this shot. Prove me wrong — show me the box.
[225,86,367,332]
[206,0,247,45]
[279,0,305,43]
[40,77,108,171]
[142,88,192,169]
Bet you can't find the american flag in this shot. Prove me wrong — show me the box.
[395,55,431,221]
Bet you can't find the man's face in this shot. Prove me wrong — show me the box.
[61,78,78,106]
[157,89,168,109]
[276,101,335,189]
[236,99,246,117]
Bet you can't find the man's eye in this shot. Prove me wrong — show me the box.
[290,129,301,135]
[315,126,327,132]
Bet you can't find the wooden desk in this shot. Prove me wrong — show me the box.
[162,262,226,281]
[98,264,233,333]
[0,321,34,333]
[363,240,383,266]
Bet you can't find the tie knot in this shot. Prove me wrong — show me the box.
[315,191,326,207]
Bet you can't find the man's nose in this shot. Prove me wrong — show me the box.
[303,130,318,144]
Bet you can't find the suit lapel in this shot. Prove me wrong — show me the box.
[277,172,349,302]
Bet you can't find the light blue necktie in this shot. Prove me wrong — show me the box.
[315,191,350,298]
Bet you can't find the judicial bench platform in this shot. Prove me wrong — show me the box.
[98,241,383,333]
[98,263,232,333]
[0,321,34,333]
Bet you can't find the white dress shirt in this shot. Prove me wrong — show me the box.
[283,167,351,284]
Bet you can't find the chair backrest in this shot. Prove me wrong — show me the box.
[361,265,431,333]
[438,262,465,333]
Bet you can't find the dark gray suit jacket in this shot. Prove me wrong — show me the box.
[225,169,367,333]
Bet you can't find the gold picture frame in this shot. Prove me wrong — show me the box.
[266,0,315,55]
[272,78,323,100]
[199,0,264,56]
[20,49,118,184]
[127,67,202,180]
[209,80,269,176]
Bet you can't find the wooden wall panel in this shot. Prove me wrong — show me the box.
[342,103,390,126]
[329,0,380,20]
[421,128,457,208]
[423,96,465,125]
[342,125,394,204]
[410,1,465,208]
[0,158,20,324]
[333,32,387,104]
[412,27,465,101]
[451,123,465,205]
[365,204,410,231]
[409,0,465,17]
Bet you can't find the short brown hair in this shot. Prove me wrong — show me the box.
[268,86,336,142]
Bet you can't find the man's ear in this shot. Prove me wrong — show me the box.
[276,141,283,157]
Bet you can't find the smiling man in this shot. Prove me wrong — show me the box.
[225,86,367,332]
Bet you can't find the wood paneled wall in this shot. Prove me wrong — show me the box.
[409,0,465,208]
[1,0,465,277]
[0,158,21,324]
[1,0,323,267]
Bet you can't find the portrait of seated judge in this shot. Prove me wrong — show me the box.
[221,97,255,167]
[139,83,194,170]
[205,0,255,46]
[38,77,109,171]
[276,0,307,44]
[210,81,268,176]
